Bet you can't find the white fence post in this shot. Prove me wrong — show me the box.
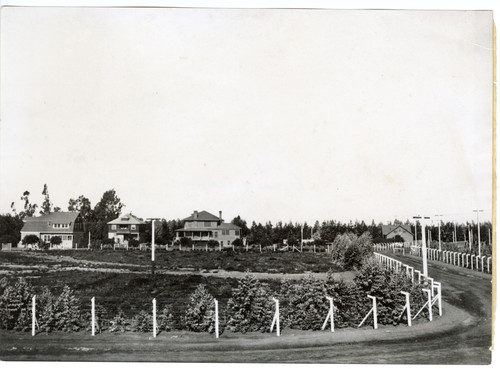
[470,254,474,270]
[433,282,442,316]
[424,288,433,321]
[214,298,219,338]
[400,292,412,327]
[415,270,422,283]
[358,295,378,329]
[32,295,36,336]
[91,297,95,336]
[152,298,157,338]
[481,256,485,272]
[270,298,280,336]
[487,257,492,273]
[475,255,479,270]
[322,296,335,332]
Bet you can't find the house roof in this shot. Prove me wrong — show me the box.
[175,223,241,232]
[382,224,413,236]
[182,210,221,222]
[108,214,146,225]
[21,212,81,233]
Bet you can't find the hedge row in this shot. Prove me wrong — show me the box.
[0,260,432,334]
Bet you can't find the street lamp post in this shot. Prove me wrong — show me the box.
[147,218,161,275]
[473,210,483,257]
[414,216,430,277]
[435,215,443,252]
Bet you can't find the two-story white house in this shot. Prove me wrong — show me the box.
[175,210,241,247]
[20,212,85,249]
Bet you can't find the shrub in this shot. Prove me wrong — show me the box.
[0,278,34,331]
[184,285,216,333]
[128,238,140,248]
[22,234,40,247]
[324,271,362,327]
[37,286,56,333]
[109,309,130,332]
[226,274,273,333]
[330,232,373,270]
[157,305,175,332]
[53,286,81,332]
[102,238,115,246]
[132,310,153,332]
[50,236,62,248]
[280,275,329,330]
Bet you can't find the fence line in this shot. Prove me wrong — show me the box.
[373,243,492,275]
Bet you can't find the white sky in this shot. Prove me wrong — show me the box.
[0,3,494,225]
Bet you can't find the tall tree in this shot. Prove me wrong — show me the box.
[18,191,37,219]
[40,184,52,215]
[67,195,93,221]
[93,189,124,222]
[231,216,250,237]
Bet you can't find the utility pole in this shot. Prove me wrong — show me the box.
[473,210,483,257]
[147,218,161,275]
[435,215,443,252]
[413,216,430,277]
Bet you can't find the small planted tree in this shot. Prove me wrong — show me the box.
[53,286,81,332]
[157,305,175,332]
[50,236,62,249]
[226,273,273,333]
[22,234,40,248]
[0,278,34,331]
[183,285,216,333]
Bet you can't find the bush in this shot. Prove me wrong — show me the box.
[109,309,130,332]
[132,310,153,332]
[157,305,175,332]
[184,285,216,333]
[330,232,373,270]
[0,278,34,331]
[279,275,328,330]
[226,274,273,333]
[50,236,62,248]
[37,286,56,333]
[22,234,40,247]
[52,286,81,332]
[128,238,140,248]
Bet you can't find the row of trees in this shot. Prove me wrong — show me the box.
[0,262,430,334]
[0,184,492,247]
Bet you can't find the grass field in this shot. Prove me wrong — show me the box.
[0,249,340,273]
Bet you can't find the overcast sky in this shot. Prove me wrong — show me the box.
[0,6,493,225]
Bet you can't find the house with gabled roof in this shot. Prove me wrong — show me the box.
[381,224,414,243]
[175,210,241,247]
[20,212,85,249]
[107,213,147,243]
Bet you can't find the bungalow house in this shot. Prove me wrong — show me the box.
[107,213,147,243]
[20,212,85,249]
[175,210,241,247]
[382,224,414,243]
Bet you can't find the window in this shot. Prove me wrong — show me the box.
[204,222,211,227]
[235,230,240,236]
[222,230,229,236]
[214,231,218,238]
[111,225,117,230]
[131,225,136,230]
[227,240,230,245]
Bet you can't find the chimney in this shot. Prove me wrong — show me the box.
[219,210,223,222]
[194,210,198,219]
